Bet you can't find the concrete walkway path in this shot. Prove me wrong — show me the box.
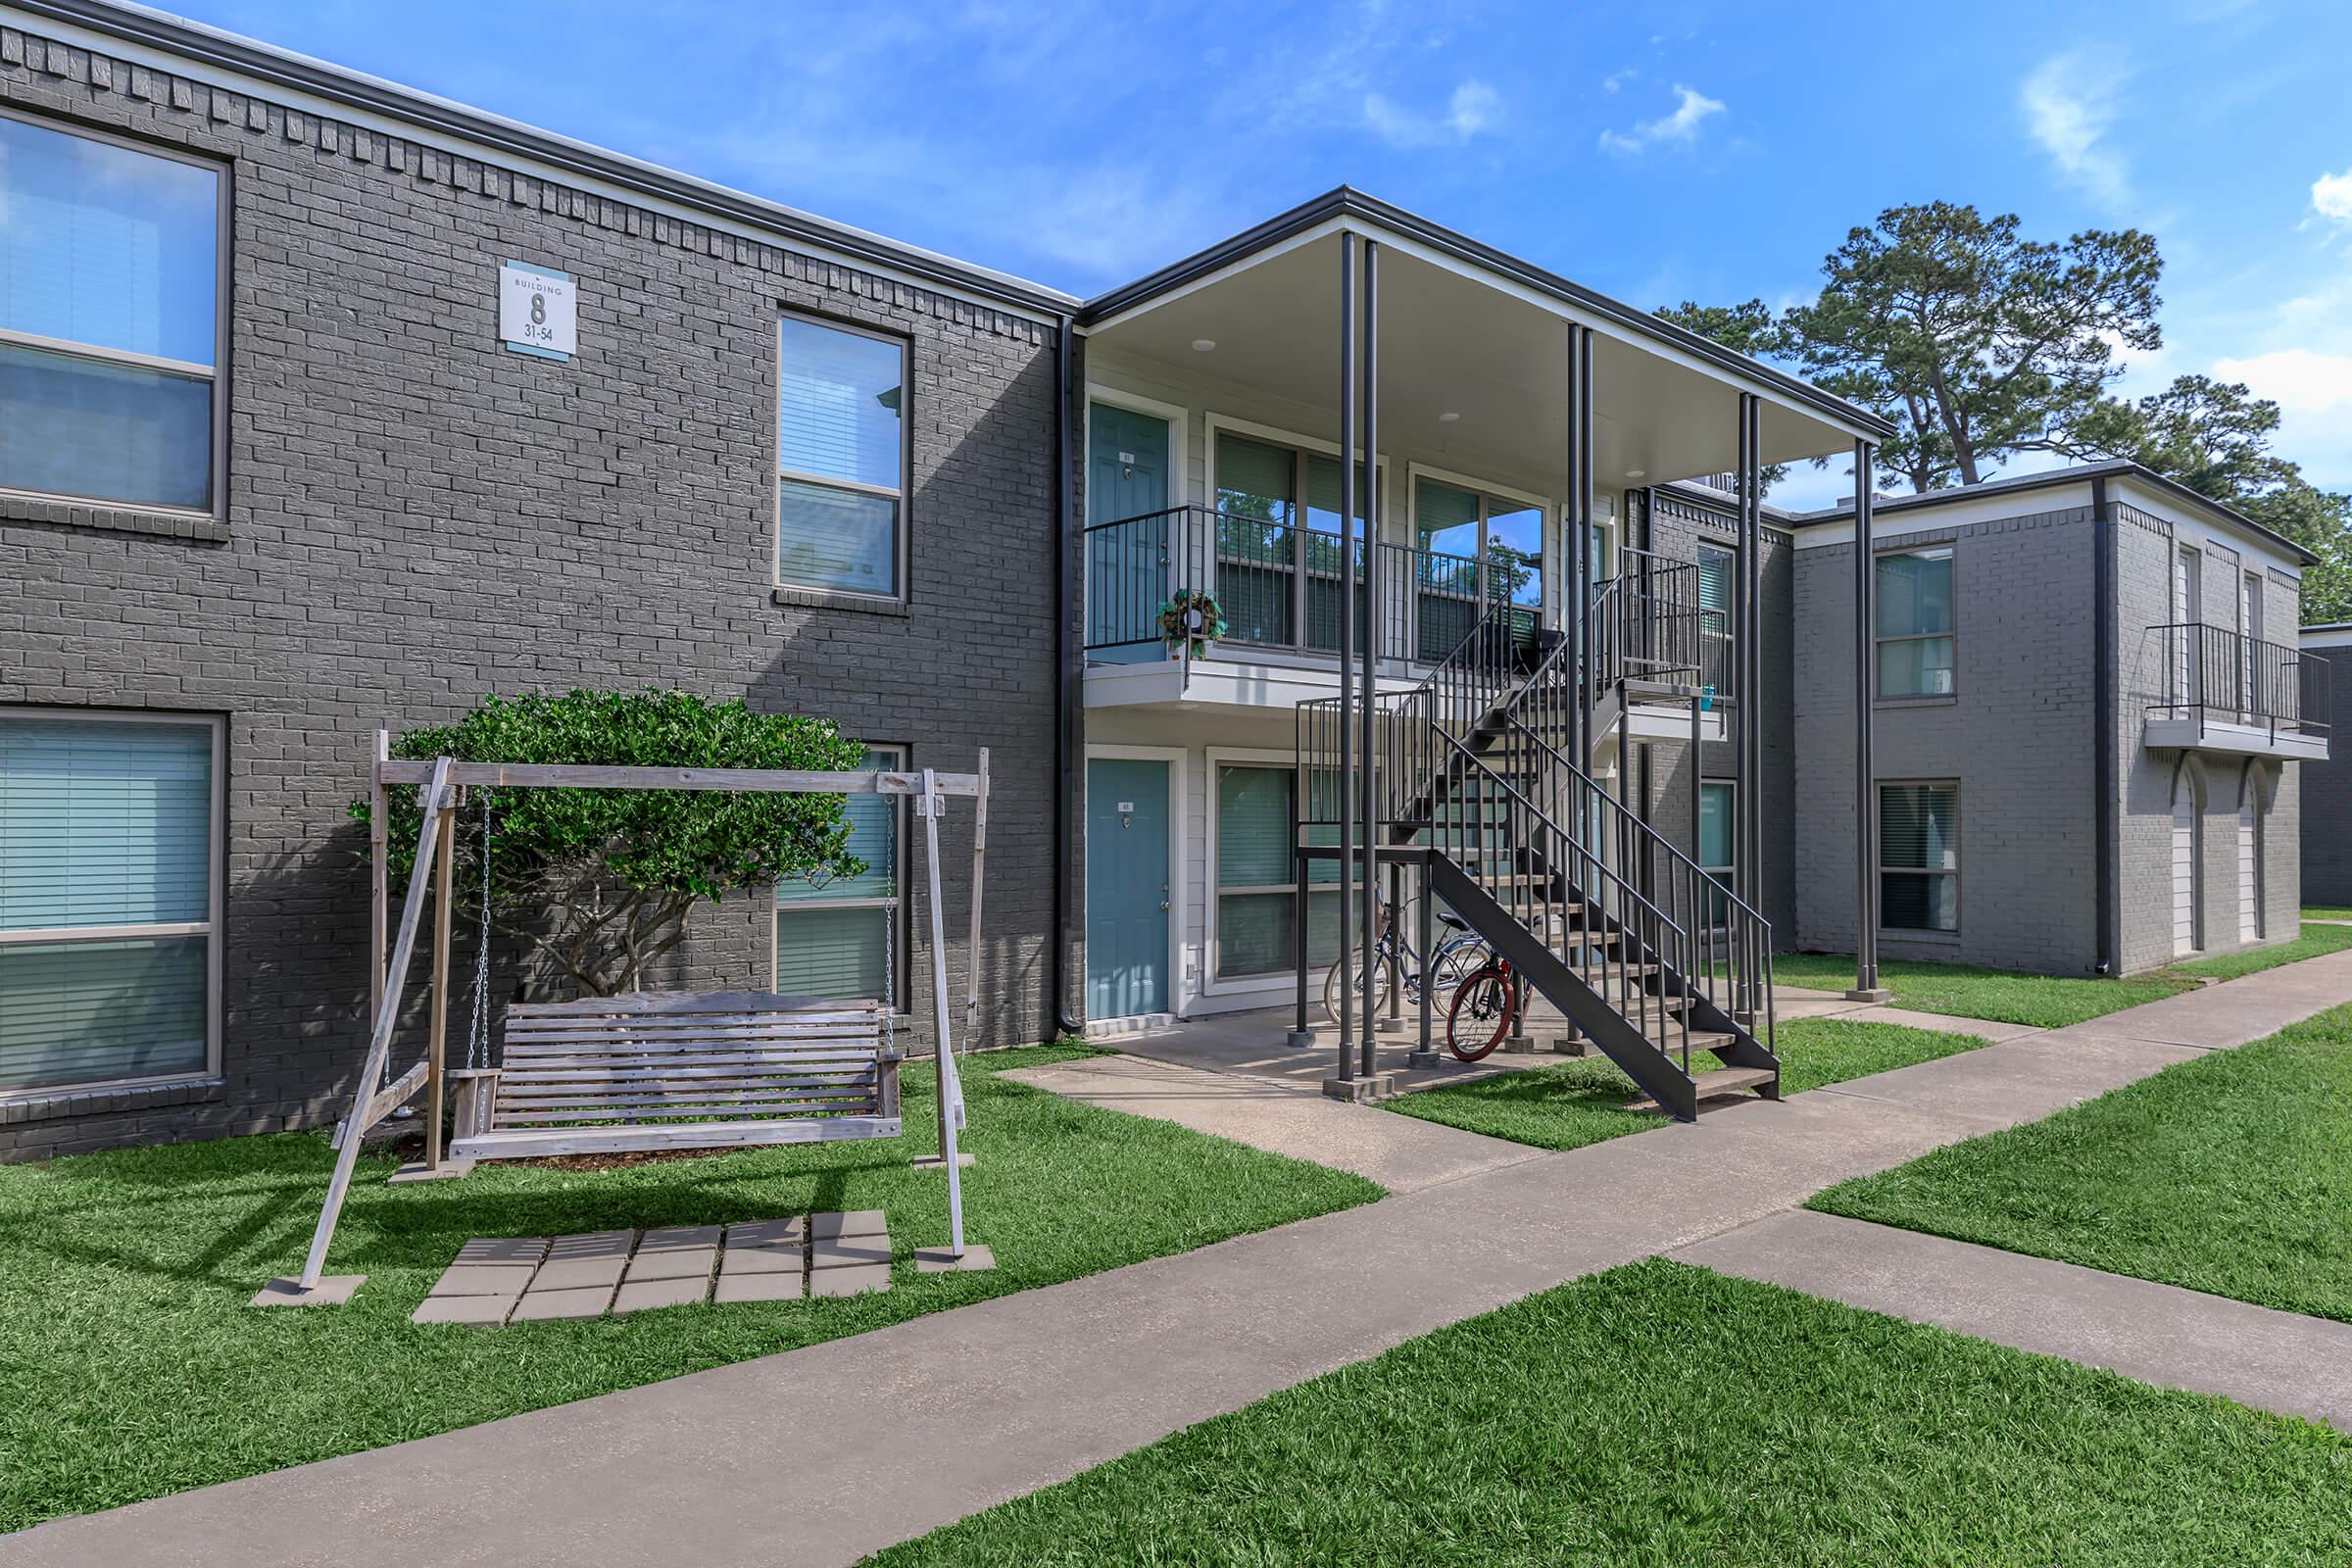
[1677,1210,2352,1428]
[9,948,2350,1568]
[1001,1053,1545,1193]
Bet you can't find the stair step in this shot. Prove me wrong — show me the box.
[1686,1065,1778,1099]
[1645,1029,1738,1056]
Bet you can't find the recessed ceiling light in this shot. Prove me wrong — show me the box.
[1191,338,1216,352]
[1626,469,1646,479]
[1438,411,1461,423]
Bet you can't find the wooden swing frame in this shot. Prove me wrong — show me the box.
[283,737,991,1297]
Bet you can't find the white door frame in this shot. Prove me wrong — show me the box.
[1085,744,1190,1025]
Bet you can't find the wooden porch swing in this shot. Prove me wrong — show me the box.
[261,739,991,1304]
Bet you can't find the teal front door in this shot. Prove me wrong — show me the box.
[1087,758,1171,1019]
[1087,403,1172,662]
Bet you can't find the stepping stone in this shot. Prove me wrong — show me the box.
[809,1263,890,1298]
[533,1231,633,1291]
[720,1241,805,1276]
[724,1217,804,1248]
[511,1285,615,1322]
[412,1294,515,1327]
[713,1270,806,1303]
[624,1248,715,1283]
[912,1244,996,1274]
[639,1225,722,1250]
[613,1276,709,1314]
[809,1210,887,1241]
[810,1237,892,1270]
[456,1237,548,1265]
[429,1262,537,1297]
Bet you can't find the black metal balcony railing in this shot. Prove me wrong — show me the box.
[1083,505,1524,667]
[2150,621,2330,739]
[1595,545,1732,699]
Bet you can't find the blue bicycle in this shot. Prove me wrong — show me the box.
[1323,898,1494,1025]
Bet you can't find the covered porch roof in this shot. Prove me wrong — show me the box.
[1078,188,1890,492]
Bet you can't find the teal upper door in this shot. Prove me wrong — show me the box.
[1087,404,1172,661]
[1087,758,1171,1019]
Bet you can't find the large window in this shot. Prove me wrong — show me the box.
[1698,780,1734,926]
[775,315,907,599]
[1213,762,1340,981]
[1877,547,1955,697]
[1,712,220,1095]
[1211,430,1369,654]
[775,745,906,1006]
[1697,542,1735,693]
[1881,781,1959,933]
[0,112,223,514]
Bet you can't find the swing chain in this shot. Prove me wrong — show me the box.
[466,792,493,1071]
[880,892,896,1054]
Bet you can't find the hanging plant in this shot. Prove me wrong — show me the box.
[1156,589,1228,658]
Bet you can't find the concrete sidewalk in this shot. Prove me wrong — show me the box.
[1677,1210,2352,1428]
[9,948,2350,1568]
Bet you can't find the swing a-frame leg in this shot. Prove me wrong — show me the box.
[255,757,457,1306]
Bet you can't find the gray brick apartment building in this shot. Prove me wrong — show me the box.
[2299,624,2352,906]
[0,0,1078,1156]
[1790,465,2316,978]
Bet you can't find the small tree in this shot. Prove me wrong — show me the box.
[357,690,867,998]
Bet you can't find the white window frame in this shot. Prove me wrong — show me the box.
[1082,384,1190,519]
[773,311,911,604]
[0,107,231,522]
[1879,778,1961,936]
[1875,544,1957,700]
[770,741,909,1013]
[0,707,225,1099]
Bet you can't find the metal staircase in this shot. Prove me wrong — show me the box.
[1298,581,1777,1120]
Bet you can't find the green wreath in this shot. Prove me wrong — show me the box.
[1156,589,1229,658]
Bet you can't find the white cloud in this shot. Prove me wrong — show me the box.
[1362,80,1502,148]
[2021,52,2132,210]
[1597,83,1725,155]
[1602,68,1635,95]
[2215,348,2352,414]
[2313,169,2352,224]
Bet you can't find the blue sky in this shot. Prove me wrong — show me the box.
[192,0,2352,507]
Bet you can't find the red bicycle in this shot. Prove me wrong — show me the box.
[1445,952,1523,1062]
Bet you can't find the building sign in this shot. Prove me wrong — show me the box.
[499,260,575,361]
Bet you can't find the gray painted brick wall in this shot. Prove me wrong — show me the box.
[0,24,1068,1157]
[2302,645,2352,905]
[1795,506,2101,973]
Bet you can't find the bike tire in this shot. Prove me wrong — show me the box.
[1322,951,1396,1026]
[1446,967,1518,1062]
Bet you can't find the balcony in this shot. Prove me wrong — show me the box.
[2144,621,2330,761]
[1082,505,1538,707]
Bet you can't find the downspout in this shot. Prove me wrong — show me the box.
[2091,474,2118,976]
[1052,314,1085,1035]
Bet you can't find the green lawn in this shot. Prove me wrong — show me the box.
[1774,951,2194,1027]
[1387,1018,1988,1152]
[875,1259,2352,1567]
[0,1046,1379,1534]
[1813,1004,2352,1323]
[2173,920,2352,980]
[2304,906,2352,922]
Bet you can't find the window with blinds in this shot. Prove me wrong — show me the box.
[1880,781,1959,932]
[1877,547,1955,697]
[776,315,906,598]
[0,113,222,514]
[1214,763,1340,980]
[775,745,906,1006]
[0,713,219,1094]
[1698,780,1733,927]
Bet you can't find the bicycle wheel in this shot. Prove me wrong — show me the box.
[1446,965,1518,1062]
[1426,937,1490,1001]
[1322,949,1396,1026]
